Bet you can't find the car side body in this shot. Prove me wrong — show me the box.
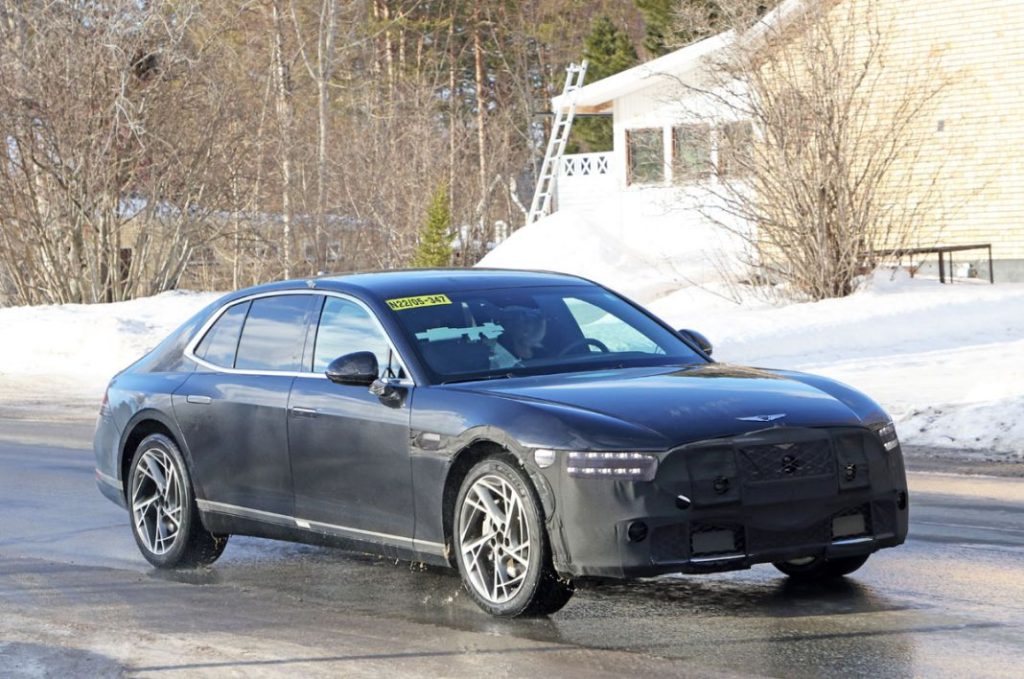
[94,269,909,609]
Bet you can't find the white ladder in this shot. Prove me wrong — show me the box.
[526,60,588,225]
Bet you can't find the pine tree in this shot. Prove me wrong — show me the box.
[634,0,676,56]
[412,183,453,268]
[635,0,735,57]
[585,16,642,82]
[568,16,638,152]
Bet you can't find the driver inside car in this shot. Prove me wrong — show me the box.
[489,305,547,369]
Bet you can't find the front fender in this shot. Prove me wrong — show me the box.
[407,386,669,563]
[442,424,557,516]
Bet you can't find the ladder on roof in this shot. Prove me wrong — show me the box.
[526,60,588,226]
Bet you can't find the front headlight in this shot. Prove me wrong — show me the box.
[565,451,658,481]
[875,422,900,452]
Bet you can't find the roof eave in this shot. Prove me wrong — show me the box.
[549,0,823,113]
[550,31,735,112]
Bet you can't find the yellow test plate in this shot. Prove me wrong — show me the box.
[385,294,452,311]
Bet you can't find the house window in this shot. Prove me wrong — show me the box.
[717,121,754,178]
[626,128,664,185]
[672,123,712,183]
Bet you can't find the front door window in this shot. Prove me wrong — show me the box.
[312,297,396,376]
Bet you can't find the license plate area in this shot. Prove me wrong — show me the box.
[688,523,746,561]
[692,528,736,555]
[831,505,872,540]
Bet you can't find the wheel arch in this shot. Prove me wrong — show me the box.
[118,410,191,501]
[439,435,555,567]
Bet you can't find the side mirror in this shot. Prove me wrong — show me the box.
[678,329,713,357]
[325,351,379,386]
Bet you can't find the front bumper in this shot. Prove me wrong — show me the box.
[548,426,909,578]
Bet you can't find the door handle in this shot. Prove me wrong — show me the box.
[290,406,318,418]
[185,395,212,405]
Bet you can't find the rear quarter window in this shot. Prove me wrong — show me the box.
[195,301,250,368]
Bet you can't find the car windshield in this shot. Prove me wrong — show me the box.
[385,285,707,383]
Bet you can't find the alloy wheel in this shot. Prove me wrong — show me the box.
[131,448,183,555]
[458,474,532,604]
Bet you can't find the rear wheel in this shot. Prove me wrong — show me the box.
[128,434,228,568]
[454,457,573,617]
[773,554,870,581]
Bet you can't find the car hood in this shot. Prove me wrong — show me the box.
[448,364,876,448]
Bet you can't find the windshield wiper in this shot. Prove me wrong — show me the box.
[441,372,517,385]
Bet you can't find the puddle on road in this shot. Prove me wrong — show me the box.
[0,641,126,676]
[151,535,922,645]
[115,534,1024,678]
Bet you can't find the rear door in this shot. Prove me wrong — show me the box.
[287,294,415,540]
[173,293,317,516]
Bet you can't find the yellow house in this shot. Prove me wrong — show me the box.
[548,0,1024,282]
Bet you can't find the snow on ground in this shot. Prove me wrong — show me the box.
[646,272,1024,456]
[1,238,1022,455]
[479,210,1024,456]
[478,209,745,303]
[0,291,219,412]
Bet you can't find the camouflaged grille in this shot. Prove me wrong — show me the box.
[737,439,835,483]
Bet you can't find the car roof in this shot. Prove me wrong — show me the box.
[230,268,596,302]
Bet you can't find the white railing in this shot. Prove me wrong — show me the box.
[554,152,617,215]
[559,152,612,178]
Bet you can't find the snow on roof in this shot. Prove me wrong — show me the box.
[552,32,733,114]
[553,0,817,114]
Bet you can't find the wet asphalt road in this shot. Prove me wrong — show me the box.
[1,418,1023,678]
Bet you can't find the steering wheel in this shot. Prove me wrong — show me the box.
[559,337,611,357]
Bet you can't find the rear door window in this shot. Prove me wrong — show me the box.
[195,301,250,368]
[235,295,315,372]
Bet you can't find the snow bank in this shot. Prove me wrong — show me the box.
[1,268,1021,456]
[0,291,219,402]
[477,209,744,303]
[648,271,1024,456]
[481,211,1024,456]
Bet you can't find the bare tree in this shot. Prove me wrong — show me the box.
[0,0,235,305]
[0,0,657,305]
[288,0,368,273]
[267,0,298,280]
[675,0,948,300]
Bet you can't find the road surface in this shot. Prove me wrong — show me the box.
[1,417,1022,678]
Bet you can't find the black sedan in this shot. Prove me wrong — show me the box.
[94,269,909,616]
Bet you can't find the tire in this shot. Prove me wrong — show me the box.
[773,553,870,582]
[454,456,573,617]
[127,433,228,568]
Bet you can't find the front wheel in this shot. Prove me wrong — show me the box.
[454,457,573,617]
[128,434,228,568]
[773,554,870,581]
